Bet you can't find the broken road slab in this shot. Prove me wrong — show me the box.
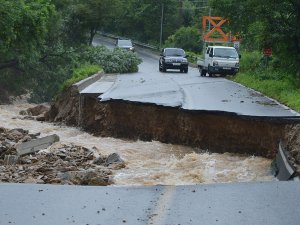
[16,134,59,156]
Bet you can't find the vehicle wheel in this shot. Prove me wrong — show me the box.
[159,63,162,72]
[180,69,183,73]
[162,63,166,72]
[201,69,207,77]
[208,65,213,77]
[184,68,188,73]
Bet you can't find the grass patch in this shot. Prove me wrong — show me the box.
[61,64,102,91]
[233,71,300,112]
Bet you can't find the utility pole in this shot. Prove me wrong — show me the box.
[160,3,164,48]
[203,7,212,54]
[208,8,212,31]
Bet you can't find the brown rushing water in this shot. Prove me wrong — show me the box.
[0,103,274,186]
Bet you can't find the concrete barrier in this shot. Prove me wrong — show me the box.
[273,142,296,180]
[75,72,104,92]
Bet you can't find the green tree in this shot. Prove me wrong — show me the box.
[165,26,202,52]
[107,0,185,45]
[0,0,55,72]
[210,0,300,76]
[71,0,122,45]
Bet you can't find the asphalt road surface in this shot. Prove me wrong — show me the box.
[1,182,300,225]
[86,36,300,118]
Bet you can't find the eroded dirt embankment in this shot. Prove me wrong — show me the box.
[46,85,300,168]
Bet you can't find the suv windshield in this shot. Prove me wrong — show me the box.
[117,40,133,47]
[214,48,238,58]
[165,48,185,57]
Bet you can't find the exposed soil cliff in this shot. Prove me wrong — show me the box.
[46,85,300,165]
[283,124,300,174]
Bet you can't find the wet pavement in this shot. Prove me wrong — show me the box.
[1,181,300,225]
[84,36,300,118]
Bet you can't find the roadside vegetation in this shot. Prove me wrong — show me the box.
[233,51,300,111]
[0,0,141,103]
[209,0,300,111]
[0,0,299,110]
[61,64,102,92]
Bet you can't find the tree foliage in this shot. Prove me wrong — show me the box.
[165,26,202,52]
[0,0,141,103]
[108,0,205,45]
[210,0,300,76]
[70,0,122,45]
[0,0,55,71]
[83,46,142,74]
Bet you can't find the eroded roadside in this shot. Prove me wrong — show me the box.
[46,84,300,177]
[0,103,274,186]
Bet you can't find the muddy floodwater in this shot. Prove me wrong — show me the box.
[0,103,275,185]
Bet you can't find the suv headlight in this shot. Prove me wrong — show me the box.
[213,61,219,66]
[235,62,240,67]
[165,59,172,63]
[182,58,188,63]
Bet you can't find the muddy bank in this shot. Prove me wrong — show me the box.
[46,85,299,163]
[283,124,300,174]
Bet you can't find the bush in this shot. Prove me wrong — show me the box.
[239,50,261,72]
[30,45,141,103]
[165,26,202,53]
[61,64,102,91]
[186,51,201,64]
[83,46,142,73]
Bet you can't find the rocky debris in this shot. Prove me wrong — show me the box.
[0,127,125,186]
[19,104,50,121]
[21,104,50,116]
[58,169,111,186]
[105,153,124,165]
[3,155,18,165]
[284,124,300,176]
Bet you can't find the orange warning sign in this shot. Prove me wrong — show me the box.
[202,16,241,43]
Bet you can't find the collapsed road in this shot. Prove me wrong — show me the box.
[48,36,300,161]
[1,36,300,225]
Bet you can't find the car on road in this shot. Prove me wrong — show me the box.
[159,48,189,73]
[197,46,240,77]
[115,39,135,52]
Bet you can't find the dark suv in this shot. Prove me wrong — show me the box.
[159,48,189,73]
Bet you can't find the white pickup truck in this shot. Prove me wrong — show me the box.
[197,46,240,77]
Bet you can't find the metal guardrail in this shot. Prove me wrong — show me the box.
[99,32,160,52]
[272,141,299,181]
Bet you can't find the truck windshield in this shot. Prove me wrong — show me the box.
[214,48,238,58]
[165,48,185,57]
